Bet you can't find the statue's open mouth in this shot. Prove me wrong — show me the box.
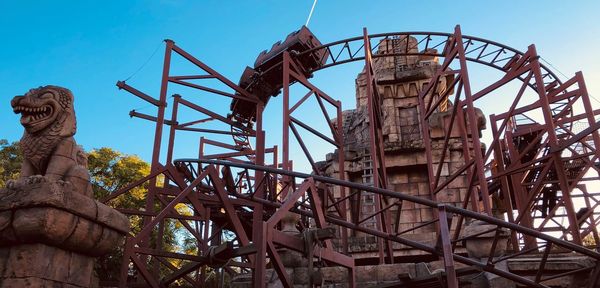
[13,105,54,126]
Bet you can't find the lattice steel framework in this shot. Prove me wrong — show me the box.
[106,26,600,288]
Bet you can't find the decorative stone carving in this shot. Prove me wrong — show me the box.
[0,181,129,255]
[9,86,92,196]
[0,86,129,288]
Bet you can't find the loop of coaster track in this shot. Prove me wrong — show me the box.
[229,30,568,161]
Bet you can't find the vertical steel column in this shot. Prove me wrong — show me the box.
[252,103,267,288]
[147,38,174,192]
[282,52,291,173]
[530,45,582,244]
[118,237,134,288]
[337,101,349,254]
[438,205,458,288]
[154,94,180,270]
[453,26,492,215]
[200,207,211,284]
[417,34,451,234]
[143,39,174,227]
[490,117,520,251]
[166,94,181,165]
[138,39,174,280]
[362,27,394,264]
[348,267,356,288]
[503,123,538,250]
[155,43,176,276]
[454,104,482,213]
[280,52,293,204]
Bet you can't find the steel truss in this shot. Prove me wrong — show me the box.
[108,26,600,287]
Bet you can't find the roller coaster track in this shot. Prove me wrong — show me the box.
[228,29,571,164]
[303,31,560,84]
[111,25,600,287]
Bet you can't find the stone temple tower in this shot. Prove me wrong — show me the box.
[319,36,488,262]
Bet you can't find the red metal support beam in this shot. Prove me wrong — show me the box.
[438,205,458,288]
[114,27,600,287]
[529,44,582,244]
[363,27,395,264]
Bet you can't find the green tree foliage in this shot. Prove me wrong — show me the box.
[87,147,153,283]
[583,233,597,247]
[88,147,150,205]
[0,140,22,187]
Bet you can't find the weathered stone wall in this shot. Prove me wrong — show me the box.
[321,37,485,258]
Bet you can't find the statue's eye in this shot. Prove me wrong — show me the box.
[40,92,54,99]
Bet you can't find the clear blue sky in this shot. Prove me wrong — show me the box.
[1,1,599,171]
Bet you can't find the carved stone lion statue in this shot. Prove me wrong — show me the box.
[10,85,92,197]
[1,86,129,287]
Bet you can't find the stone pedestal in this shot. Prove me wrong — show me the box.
[0,179,129,287]
[0,244,95,287]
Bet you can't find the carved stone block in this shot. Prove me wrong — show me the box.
[0,181,128,257]
[0,244,94,287]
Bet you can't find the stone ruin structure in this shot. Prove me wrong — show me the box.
[318,36,489,260]
[0,86,129,287]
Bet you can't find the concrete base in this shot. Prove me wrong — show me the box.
[0,244,96,288]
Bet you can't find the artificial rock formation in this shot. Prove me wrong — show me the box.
[0,86,129,287]
[319,37,488,260]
